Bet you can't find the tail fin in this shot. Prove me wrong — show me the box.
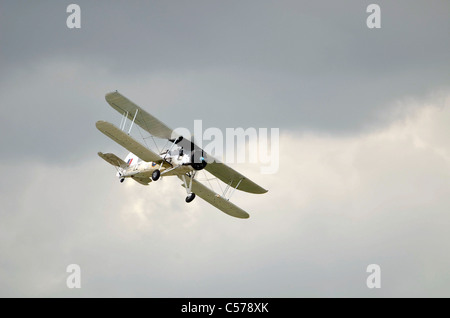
[124,152,139,166]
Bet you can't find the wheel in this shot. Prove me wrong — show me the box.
[152,169,161,181]
[120,178,125,183]
[185,193,196,203]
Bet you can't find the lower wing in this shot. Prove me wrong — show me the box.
[179,175,250,219]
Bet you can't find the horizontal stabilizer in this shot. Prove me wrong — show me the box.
[98,152,127,168]
[131,175,152,185]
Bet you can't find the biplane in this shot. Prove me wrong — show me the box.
[96,91,267,219]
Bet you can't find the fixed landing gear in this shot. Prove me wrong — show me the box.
[185,193,196,203]
[181,172,196,203]
[152,169,161,181]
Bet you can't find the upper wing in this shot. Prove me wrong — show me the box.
[96,121,163,163]
[204,161,268,194]
[105,91,178,140]
[179,176,250,219]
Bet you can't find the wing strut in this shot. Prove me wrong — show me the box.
[225,178,244,201]
[117,107,139,134]
[128,108,139,134]
[163,137,181,161]
[220,178,244,201]
[120,111,128,131]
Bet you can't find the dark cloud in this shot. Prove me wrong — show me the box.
[0,1,449,147]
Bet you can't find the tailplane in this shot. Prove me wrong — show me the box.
[98,152,127,168]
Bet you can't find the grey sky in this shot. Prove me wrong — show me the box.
[0,1,449,297]
[1,1,449,150]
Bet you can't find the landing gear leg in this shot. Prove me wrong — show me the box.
[182,173,196,203]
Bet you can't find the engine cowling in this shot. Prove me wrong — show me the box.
[191,149,207,170]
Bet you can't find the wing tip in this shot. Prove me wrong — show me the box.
[250,181,268,194]
[95,120,107,129]
[105,90,119,97]
[105,90,122,105]
[241,187,268,194]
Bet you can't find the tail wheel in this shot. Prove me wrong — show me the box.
[152,169,161,181]
[185,193,196,203]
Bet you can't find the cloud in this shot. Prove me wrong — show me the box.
[1,93,449,297]
[1,1,449,136]
[1,1,449,297]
